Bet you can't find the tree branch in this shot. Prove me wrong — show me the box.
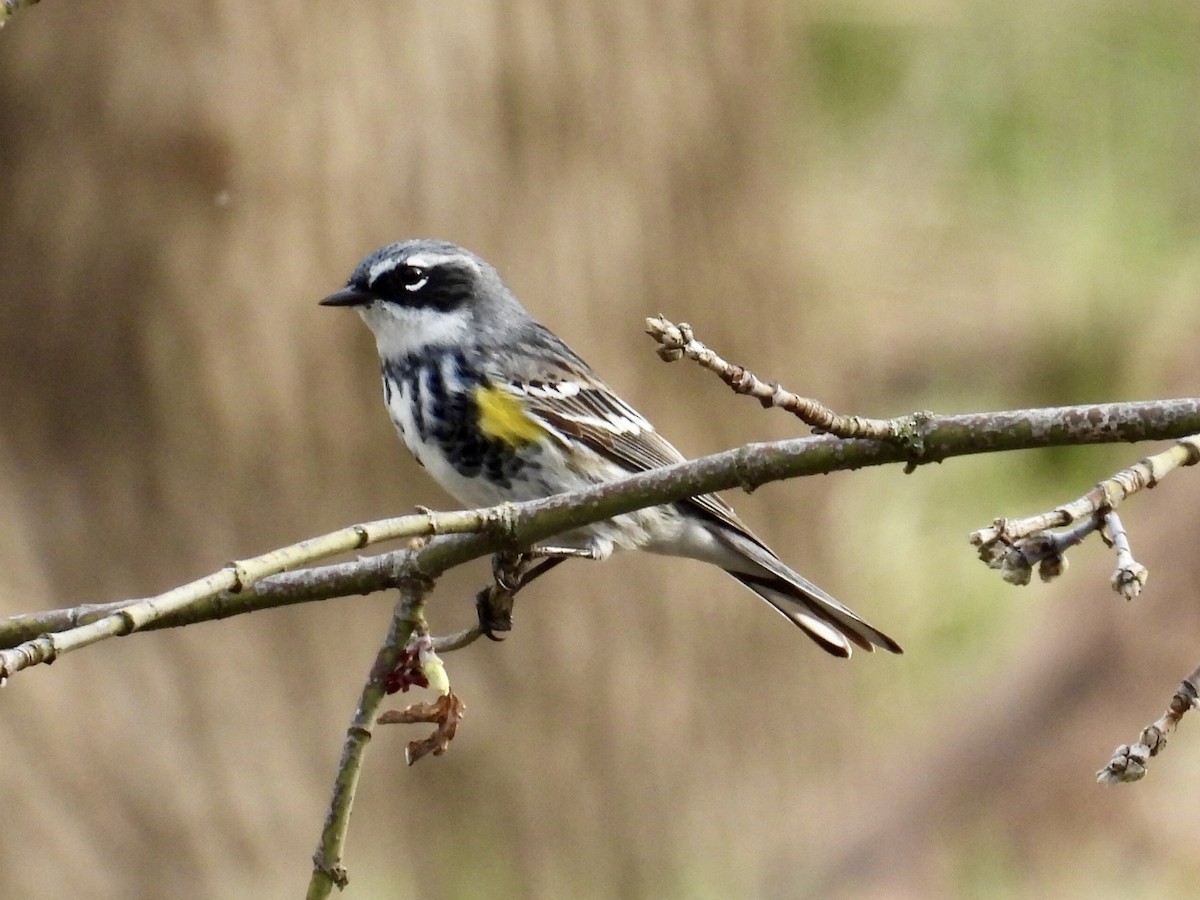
[0,507,513,680]
[3,400,1200,679]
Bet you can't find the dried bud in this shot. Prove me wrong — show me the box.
[1111,562,1149,601]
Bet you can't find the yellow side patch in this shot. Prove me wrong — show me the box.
[474,385,546,446]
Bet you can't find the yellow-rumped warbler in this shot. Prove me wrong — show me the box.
[321,239,901,657]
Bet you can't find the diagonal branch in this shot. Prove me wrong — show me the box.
[646,315,901,441]
[0,507,514,680]
[3,400,1200,679]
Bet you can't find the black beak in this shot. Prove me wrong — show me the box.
[319,286,375,307]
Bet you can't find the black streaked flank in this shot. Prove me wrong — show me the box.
[380,350,533,489]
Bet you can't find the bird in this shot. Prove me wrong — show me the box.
[320,239,901,657]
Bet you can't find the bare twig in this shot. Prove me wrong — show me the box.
[646,315,901,441]
[308,574,433,898]
[970,434,1200,586]
[0,506,515,682]
[647,317,1200,479]
[430,625,485,653]
[308,551,544,892]
[1097,664,1200,784]
[1102,512,1149,600]
[0,552,413,647]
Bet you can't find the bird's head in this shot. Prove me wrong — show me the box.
[320,239,520,358]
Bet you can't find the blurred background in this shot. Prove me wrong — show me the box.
[3,2,1200,897]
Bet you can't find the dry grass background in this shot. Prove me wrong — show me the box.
[2,2,1200,898]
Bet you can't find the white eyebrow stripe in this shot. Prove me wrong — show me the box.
[368,257,400,285]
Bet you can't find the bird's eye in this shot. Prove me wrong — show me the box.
[398,265,428,292]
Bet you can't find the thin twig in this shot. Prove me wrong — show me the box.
[1097,664,1200,784]
[430,625,485,653]
[1102,512,1149,600]
[0,552,411,647]
[308,575,433,898]
[646,315,903,441]
[970,434,1200,585]
[0,507,515,680]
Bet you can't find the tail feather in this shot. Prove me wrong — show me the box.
[729,570,901,656]
[715,531,903,658]
[727,571,854,656]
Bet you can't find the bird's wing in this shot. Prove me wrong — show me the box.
[486,331,903,657]
[494,362,754,535]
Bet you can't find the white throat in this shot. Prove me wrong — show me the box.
[358,302,471,359]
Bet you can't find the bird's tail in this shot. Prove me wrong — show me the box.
[718,531,902,658]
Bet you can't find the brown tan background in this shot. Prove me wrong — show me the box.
[3,3,1200,897]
